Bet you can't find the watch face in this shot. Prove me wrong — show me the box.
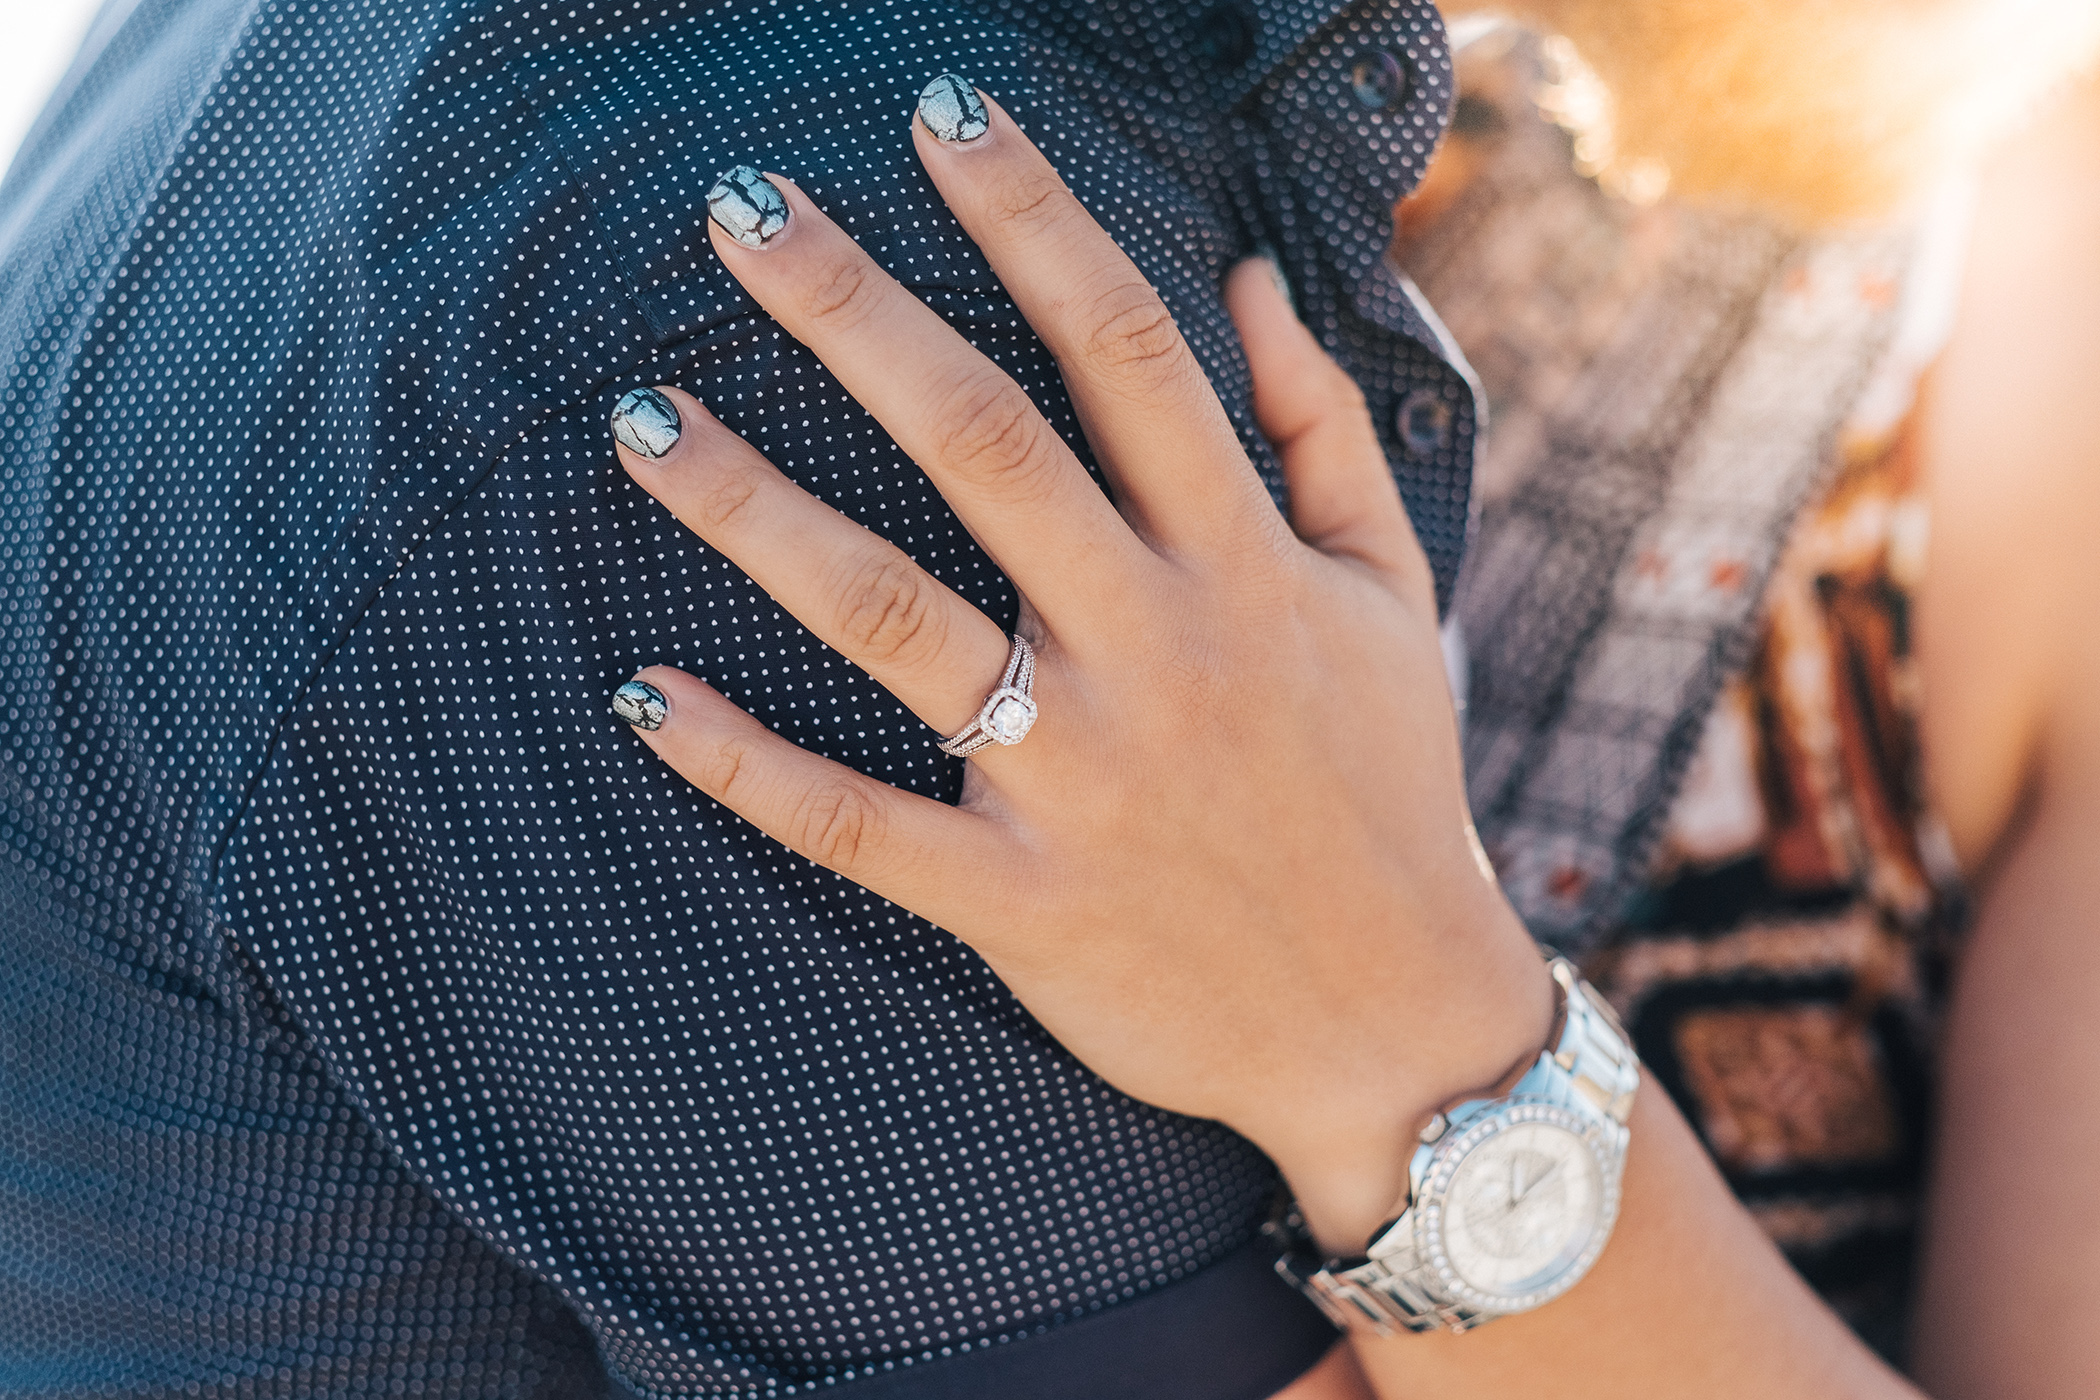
[1419,1105,1617,1311]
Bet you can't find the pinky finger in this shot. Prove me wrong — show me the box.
[613,665,1006,928]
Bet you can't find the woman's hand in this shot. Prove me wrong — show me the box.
[607,83,1550,1252]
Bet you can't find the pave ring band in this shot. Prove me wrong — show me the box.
[936,634,1038,757]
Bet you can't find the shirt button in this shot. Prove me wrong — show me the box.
[1192,1,1258,71]
[1396,388,1453,458]
[1349,49,1413,111]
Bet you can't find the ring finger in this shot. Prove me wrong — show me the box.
[612,384,1017,741]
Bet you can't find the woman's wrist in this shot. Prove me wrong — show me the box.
[1266,886,1557,1256]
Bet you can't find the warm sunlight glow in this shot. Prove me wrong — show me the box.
[1470,0,2100,225]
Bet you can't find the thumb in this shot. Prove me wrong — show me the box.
[1223,257,1427,589]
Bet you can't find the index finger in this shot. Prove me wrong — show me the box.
[912,84,1277,554]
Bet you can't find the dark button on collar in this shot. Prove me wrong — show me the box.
[1396,387,1453,458]
[1350,48,1412,110]
[1192,1,1258,72]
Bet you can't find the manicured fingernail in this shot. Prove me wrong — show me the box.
[611,387,681,459]
[917,74,990,144]
[612,679,668,730]
[707,165,790,247]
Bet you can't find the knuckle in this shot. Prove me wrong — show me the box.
[834,555,947,667]
[989,170,1075,235]
[695,735,756,800]
[796,252,881,332]
[1082,280,1186,393]
[791,781,885,870]
[926,371,1061,499]
[687,469,763,535]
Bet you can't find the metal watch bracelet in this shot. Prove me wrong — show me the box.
[1265,956,1641,1336]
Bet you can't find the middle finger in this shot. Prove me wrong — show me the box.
[704,169,1152,630]
[912,87,1278,554]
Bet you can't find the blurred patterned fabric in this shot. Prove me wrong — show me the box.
[1402,28,1968,1360]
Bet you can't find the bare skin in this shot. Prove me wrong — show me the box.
[1334,70,2100,1400]
[1910,75,2100,1400]
[606,71,2100,1400]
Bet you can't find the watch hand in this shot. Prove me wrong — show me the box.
[1513,1160,1562,1204]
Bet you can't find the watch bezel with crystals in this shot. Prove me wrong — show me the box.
[1395,1095,1623,1314]
[1267,955,1640,1336]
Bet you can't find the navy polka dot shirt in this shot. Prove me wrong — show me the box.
[0,0,1475,1394]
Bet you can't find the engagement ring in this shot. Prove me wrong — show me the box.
[936,635,1038,757]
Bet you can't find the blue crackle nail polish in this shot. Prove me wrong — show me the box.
[707,165,790,247]
[612,679,668,730]
[918,74,989,144]
[610,387,681,459]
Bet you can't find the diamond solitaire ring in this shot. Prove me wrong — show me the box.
[936,634,1038,757]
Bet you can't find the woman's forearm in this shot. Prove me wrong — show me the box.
[1345,1082,1920,1399]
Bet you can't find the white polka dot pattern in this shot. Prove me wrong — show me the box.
[0,0,1473,1394]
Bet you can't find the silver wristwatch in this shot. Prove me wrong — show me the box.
[1268,956,1640,1335]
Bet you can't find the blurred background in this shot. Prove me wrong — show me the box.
[0,0,101,175]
